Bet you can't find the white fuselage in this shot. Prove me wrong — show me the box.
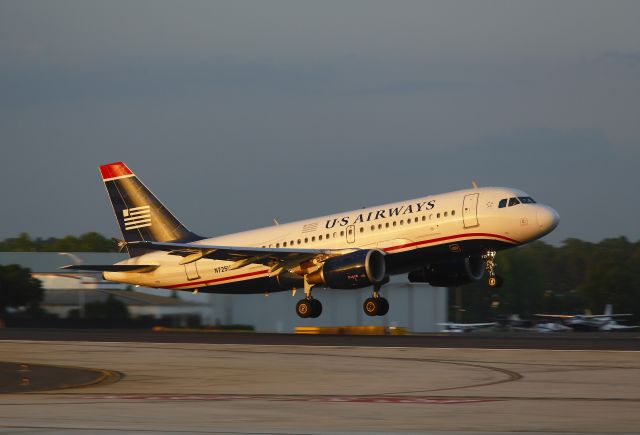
[104,186,559,292]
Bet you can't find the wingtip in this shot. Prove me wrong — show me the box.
[99,162,133,180]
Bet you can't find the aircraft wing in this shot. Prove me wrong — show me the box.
[61,264,159,273]
[127,240,347,273]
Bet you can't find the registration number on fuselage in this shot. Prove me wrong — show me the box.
[214,265,230,274]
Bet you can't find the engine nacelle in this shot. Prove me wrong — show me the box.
[408,256,484,287]
[307,249,386,289]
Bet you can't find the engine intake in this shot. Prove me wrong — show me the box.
[307,249,386,289]
[408,256,484,287]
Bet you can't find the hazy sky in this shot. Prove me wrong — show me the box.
[1,1,639,245]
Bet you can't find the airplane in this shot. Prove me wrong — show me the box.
[535,305,638,331]
[63,162,559,319]
[438,322,496,333]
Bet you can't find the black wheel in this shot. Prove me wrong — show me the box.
[363,297,379,316]
[377,297,389,316]
[488,276,504,288]
[309,299,323,318]
[296,299,311,318]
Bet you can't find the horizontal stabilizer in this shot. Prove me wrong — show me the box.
[61,264,159,273]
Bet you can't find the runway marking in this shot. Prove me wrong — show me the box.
[75,393,498,405]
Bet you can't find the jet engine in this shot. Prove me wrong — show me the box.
[408,256,484,287]
[306,249,386,289]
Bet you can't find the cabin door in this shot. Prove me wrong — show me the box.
[346,225,356,243]
[462,193,480,228]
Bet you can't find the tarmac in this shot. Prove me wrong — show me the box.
[0,330,639,434]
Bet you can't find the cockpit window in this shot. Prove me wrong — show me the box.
[518,196,536,204]
[498,199,507,208]
[508,197,520,207]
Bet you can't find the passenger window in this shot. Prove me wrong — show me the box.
[451,210,455,216]
[326,234,330,239]
[290,240,294,245]
[378,224,382,229]
[276,243,280,248]
[444,211,448,217]
[283,242,287,247]
[422,216,426,221]
[508,197,520,207]
[498,199,507,208]
[437,213,441,219]
[415,217,419,222]
[360,227,364,233]
[393,221,396,227]
[385,222,389,228]
[312,236,316,242]
[297,239,301,244]
[304,238,308,243]
[340,231,344,236]
[319,235,323,240]
[400,220,404,225]
[371,225,375,231]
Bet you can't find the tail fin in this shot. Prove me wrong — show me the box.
[99,162,201,257]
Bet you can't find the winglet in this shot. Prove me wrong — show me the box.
[99,162,133,181]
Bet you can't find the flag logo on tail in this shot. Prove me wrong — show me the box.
[123,205,152,230]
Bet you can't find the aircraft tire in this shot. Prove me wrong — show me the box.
[377,297,389,316]
[488,276,504,288]
[363,298,379,316]
[296,299,312,318]
[309,299,323,318]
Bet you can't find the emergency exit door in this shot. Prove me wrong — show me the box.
[184,261,200,280]
[462,193,479,228]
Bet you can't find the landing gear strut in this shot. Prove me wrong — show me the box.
[363,282,389,316]
[296,277,323,318]
[483,250,503,288]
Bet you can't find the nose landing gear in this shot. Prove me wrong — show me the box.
[483,250,503,288]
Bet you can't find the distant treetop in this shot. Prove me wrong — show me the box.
[0,232,117,252]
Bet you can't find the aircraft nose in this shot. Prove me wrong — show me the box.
[536,206,559,234]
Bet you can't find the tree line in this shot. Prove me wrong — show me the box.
[455,237,640,322]
[0,232,117,252]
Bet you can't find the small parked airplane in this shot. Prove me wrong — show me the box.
[535,305,638,331]
[438,322,496,333]
[63,162,559,318]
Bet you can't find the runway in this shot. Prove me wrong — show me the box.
[2,328,640,350]
[1,331,639,434]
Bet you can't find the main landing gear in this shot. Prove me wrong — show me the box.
[483,250,503,288]
[295,278,390,318]
[295,277,323,318]
[295,298,322,318]
[363,283,389,317]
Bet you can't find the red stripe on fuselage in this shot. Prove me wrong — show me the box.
[166,269,269,289]
[163,233,518,289]
[383,232,519,252]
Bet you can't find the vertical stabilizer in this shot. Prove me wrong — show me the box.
[99,162,201,256]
